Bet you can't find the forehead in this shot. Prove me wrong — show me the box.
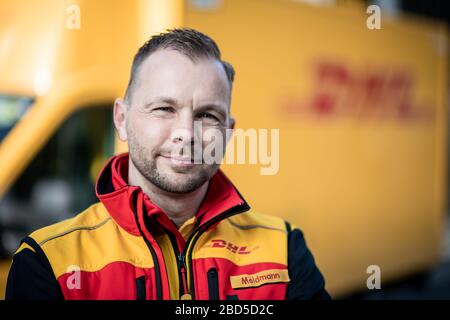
[132,49,230,104]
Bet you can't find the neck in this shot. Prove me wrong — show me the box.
[128,160,209,228]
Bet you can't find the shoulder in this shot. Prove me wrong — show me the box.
[227,211,313,260]
[12,202,114,281]
[227,210,288,234]
[229,212,331,299]
[283,223,331,299]
[24,202,111,249]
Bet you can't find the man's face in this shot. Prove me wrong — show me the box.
[115,49,234,193]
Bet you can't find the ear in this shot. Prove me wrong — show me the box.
[113,98,128,141]
[226,116,235,145]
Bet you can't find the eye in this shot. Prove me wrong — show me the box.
[198,113,219,121]
[153,106,174,113]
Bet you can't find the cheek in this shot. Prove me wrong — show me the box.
[130,118,170,150]
[201,128,227,148]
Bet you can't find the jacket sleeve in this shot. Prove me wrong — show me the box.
[286,222,332,300]
[6,237,63,300]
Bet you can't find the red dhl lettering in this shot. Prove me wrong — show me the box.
[282,61,432,122]
[210,239,253,254]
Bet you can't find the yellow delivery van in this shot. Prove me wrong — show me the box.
[0,0,447,298]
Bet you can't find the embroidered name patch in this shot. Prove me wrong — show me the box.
[230,269,290,289]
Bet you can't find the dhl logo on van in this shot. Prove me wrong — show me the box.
[283,61,433,122]
[208,239,258,254]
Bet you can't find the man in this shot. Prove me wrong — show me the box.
[6,28,330,300]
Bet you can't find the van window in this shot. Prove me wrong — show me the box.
[0,94,34,142]
[0,105,115,257]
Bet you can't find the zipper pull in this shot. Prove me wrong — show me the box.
[177,252,190,297]
[177,252,186,269]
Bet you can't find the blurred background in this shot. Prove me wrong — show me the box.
[0,0,448,299]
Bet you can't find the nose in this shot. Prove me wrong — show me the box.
[170,110,196,145]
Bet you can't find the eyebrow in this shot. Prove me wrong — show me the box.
[142,96,228,119]
[143,96,180,109]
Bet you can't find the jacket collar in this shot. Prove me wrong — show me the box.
[95,153,249,237]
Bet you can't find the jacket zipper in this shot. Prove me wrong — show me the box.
[207,268,219,300]
[177,252,189,297]
[167,232,188,298]
[183,202,251,299]
[135,191,250,300]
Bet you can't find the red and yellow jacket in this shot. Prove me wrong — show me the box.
[6,154,330,300]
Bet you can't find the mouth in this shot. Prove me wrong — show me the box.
[159,154,195,168]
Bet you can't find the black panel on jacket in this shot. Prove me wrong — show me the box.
[286,222,332,300]
[6,238,63,300]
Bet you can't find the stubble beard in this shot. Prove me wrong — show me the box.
[128,132,219,194]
